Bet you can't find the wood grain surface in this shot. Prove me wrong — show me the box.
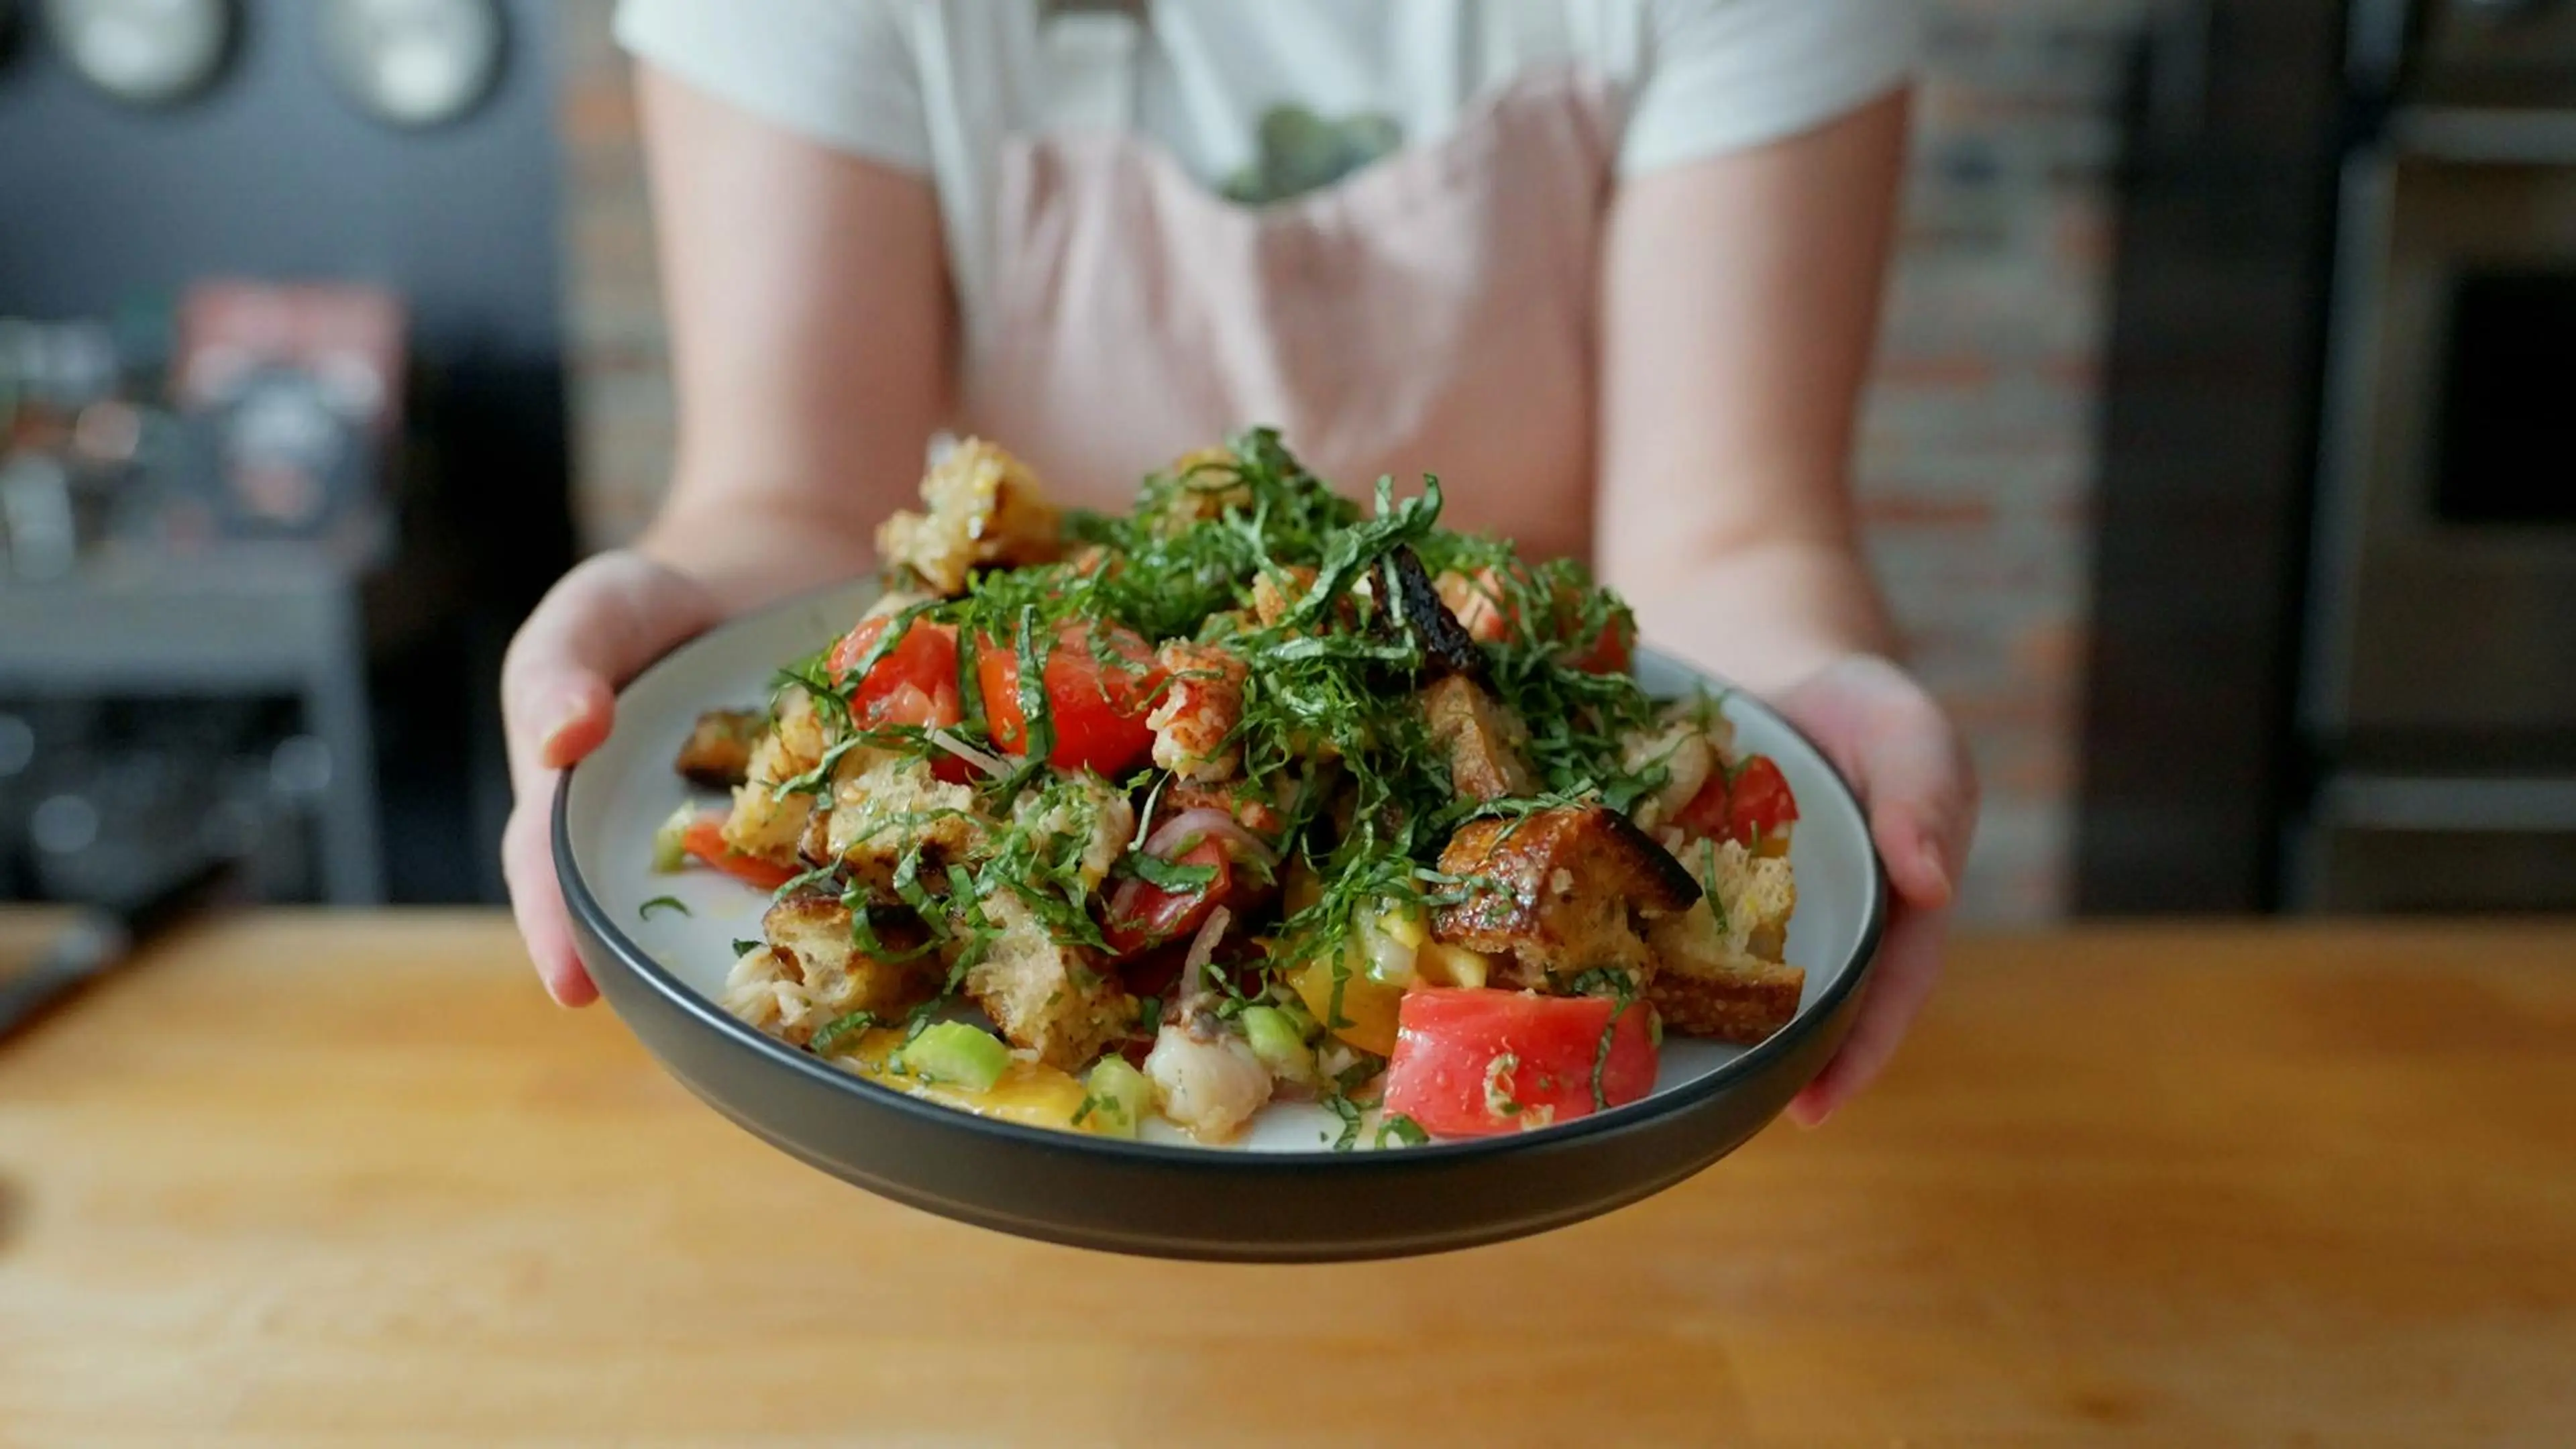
[1,912,2571,1446]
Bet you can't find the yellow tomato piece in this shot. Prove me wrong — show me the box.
[1373,901,1427,951]
[1282,861,1325,916]
[828,1028,1103,1134]
[1415,941,1493,990]
[1289,954,1401,1057]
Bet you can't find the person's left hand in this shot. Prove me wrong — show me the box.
[1768,653,1978,1126]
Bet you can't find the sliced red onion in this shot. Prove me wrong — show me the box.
[1144,807,1279,871]
[1177,906,1234,1013]
[924,729,1009,780]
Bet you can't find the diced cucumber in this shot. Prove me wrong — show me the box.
[1082,1057,1152,1138]
[1275,994,1321,1040]
[1240,1006,1318,1083]
[650,803,696,873]
[896,1022,1011,1092]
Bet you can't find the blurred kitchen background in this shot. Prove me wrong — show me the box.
[1,0,2569,920]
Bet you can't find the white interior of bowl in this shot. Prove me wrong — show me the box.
[564,581,1880,1152]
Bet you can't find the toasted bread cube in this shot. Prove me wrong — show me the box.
[1429,805,1700,991]
[1679,835,1796,962]
[1644,836,1803,1044]
[720,897,938,1049]
[874,437,1063,596]
[673,708,764,789]
[1011,774,1134,894]
[826,752,988,895]
[1646,947,1805,1045]
[965,892,1135,1071]
[751,891,943,1044]
[722,690,829,864]
[1422,675,1536,802]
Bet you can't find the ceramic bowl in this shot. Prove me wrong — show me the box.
[557,581,1886,1260]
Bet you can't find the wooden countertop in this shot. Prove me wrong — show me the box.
[1,912,2571,1445]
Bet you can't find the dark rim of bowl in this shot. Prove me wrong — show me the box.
[552,583,1891,1173]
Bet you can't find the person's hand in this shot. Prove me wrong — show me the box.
[500,551,725,1006]
[1768,653,1978,1126]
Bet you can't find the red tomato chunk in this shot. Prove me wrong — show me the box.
[1101,838,1232,959]
[1382,988,1658,1139]
[828,616,964,731]
[978,623,1165,777]
[681,814,800,890]
[1674,753,1800,849]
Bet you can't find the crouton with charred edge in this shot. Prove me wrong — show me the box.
[1375,545,1486,680]
[1421,675,1536,803]
[1648,952,1804,1045]
[1430,805,1700,991]
[674,708,765,789]
[965,893,1137,1071]
[1644,835,1803,1044]
[875,437,1064,596]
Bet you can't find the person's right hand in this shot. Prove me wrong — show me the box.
[500,550,725,1006]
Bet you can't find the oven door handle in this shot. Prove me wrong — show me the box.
[2392,106,2576,165]
[2317,775,2576,834]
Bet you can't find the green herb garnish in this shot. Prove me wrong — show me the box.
[1124,851,1220,892]
[1375,1113,1431,1148]
[810,1010,879,1056]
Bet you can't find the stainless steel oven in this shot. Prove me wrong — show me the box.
[2294,0,2576,910]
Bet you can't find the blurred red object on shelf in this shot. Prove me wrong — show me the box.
[170,282,406,563]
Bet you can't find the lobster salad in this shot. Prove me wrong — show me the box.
[657,431,1805,1147]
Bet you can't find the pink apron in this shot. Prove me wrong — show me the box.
[959,17,1615,564]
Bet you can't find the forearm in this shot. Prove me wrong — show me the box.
[631,482,881,615]
[1619,532,1894,695]
[1594,93,1910,698]
[625,66,951,616]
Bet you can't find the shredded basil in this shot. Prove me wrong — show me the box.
[1324,1093,1363,1152]
[1124,851,1219,892]
[810,1010,879,1056]
[638,895,690,920]
[1375,1113,1430,1148]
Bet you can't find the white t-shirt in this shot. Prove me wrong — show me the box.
[616,0,1919,340]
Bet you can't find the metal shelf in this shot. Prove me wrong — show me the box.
[0,549,382,904]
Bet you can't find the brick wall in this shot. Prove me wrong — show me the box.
[1866,0,2155,919]
[554,0,2154,922]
